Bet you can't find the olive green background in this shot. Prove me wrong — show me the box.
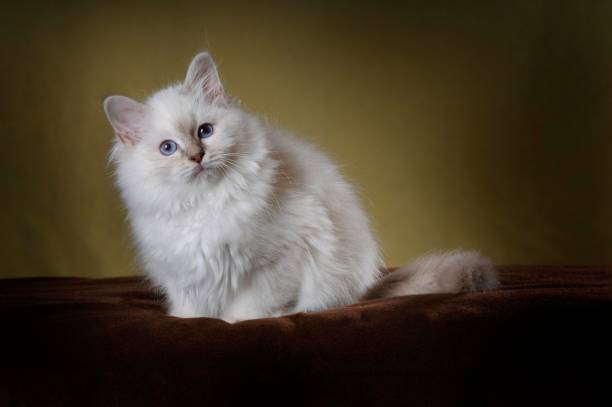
[2,1,612,278]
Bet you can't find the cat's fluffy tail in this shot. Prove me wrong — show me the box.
[363,250,499,300]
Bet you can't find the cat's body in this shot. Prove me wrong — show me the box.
[104,52,497,322]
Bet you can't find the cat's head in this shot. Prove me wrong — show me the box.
[103,53,269,211]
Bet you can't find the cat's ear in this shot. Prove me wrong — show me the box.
[103,95,148,145]
[184,52,226,105]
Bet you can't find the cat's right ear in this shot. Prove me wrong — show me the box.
[103,95,148,145]
[184,52,226,105]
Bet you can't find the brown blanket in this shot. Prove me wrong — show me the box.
[1,266,611,406]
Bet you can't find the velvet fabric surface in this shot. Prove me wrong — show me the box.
[1,266,611,406]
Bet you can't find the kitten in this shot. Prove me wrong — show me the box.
[103,52,498,322]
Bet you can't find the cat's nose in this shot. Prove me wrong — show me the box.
[190,151,205,164]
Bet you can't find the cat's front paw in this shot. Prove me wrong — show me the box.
[168,303,199,318]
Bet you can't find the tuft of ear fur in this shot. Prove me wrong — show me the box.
[183,52,226,105]
[103,95,148,145]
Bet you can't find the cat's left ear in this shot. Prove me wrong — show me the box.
[184,52,226,105]
[103,95,149,145]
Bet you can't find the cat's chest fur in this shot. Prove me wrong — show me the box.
[131,202,260,311]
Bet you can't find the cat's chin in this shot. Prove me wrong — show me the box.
[187,165,209,183]
[192,165,205,176]
[187,162,223,184]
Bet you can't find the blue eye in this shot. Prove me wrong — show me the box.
[197,123,214,139]
[159,140,178,156]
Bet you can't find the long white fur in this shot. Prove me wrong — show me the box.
[104,52,498,322]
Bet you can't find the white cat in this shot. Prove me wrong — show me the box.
[103,52,498,322]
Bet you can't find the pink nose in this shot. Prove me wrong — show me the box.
[190,151,205,163]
